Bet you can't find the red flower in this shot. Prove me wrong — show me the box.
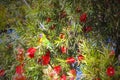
[13,74,26,80]
[83,26,92,33]
[46,17,51,23]
[0,69,5,77]
[60,74,66,80]
[16,65,24,74]
[61,46,67,54]
[41,51,50,65]
[66,57,75,64]
[106,66,115,76]
[70,69,76,76]
[54,65,61,74]
[78,54,84,61]
[80,13,87,23]
[27,47,36,58]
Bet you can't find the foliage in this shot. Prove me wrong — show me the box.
[0,0,120,80]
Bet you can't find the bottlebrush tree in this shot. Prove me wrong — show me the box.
[0,0,120,80]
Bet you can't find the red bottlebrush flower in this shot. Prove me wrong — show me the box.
[106,66,115,77]
[46,17,51,23]
[41,52,50,65]
[70,69,76,76]
[54,65,61,74]
[27,47,36,58]
[83,26,92,33]
[60,74,66,80]
[61,46,67,54]
[78,54,84,61]
[13,74,26,80]
[80,13,87,23]
[16,65,24,75]
[0,69,5,77]
[66,57,75,64]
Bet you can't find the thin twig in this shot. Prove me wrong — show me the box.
[23,0,31,9]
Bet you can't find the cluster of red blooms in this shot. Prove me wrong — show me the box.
[13,64,26,80]
[11,46,115,80]
[52,67,76,80]
[80,13,93,33]
[60,46,84,64]
[53,65,62,74]
[46,10,92,33]
[26,46,116,79]
[26,47,50,66]
[26,47,84,65]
